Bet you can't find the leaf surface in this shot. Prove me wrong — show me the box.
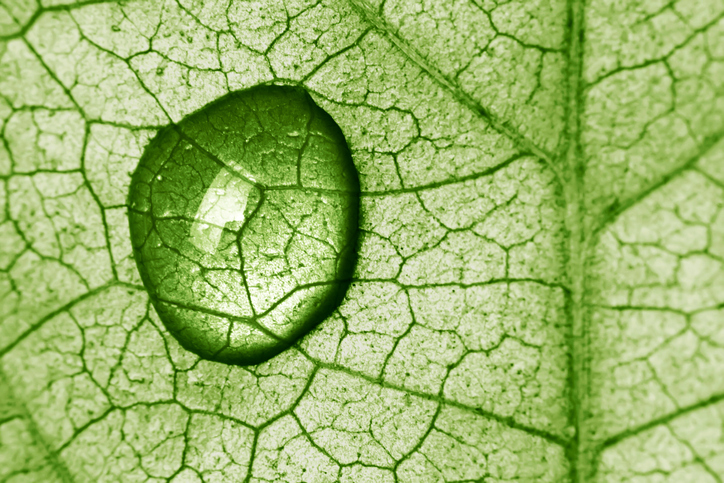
[0,0,721,481]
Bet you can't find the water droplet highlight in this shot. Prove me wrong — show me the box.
[128,85,359,365]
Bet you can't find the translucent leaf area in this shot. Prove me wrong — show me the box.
[0,0,722,481]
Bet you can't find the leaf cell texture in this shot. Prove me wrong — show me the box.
[128,85,360,365]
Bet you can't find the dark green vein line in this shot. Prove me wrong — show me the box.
[561,0,589,481]
[345,0,558,172]
[295,356,570,448]
[0,281,143,359]
[0,0,122,42]
[599,391,724,450]
[359,152,529,196]
[0,369,75,483]
[593,130,724,236]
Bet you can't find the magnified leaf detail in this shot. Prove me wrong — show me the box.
[128,85,360,365]
[0,0,722,481]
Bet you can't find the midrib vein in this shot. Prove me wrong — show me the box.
[562,0,593,481]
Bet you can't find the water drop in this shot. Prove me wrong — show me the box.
[128,85,359,365]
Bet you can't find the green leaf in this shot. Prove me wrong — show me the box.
[0,0,721,481]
